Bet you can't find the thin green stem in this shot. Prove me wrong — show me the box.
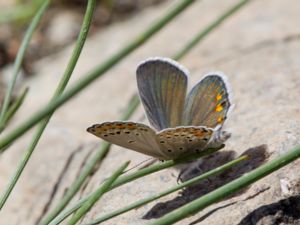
[39,95,140,225]
[0,0,50,132]
[0,0,45,24]
[66,161,130,225]
[48,147,223,225]
[173,0,251,60]
[0,87,29,133]
[85,155,248,224]
[0,0,198,151]
[111,146,223,190]
[149,145,300,225]
[0,0,96,210]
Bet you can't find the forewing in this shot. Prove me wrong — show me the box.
[87,121,166,159]
[156,126,214,160]
[183,73,232,129]
[136,57,188,131]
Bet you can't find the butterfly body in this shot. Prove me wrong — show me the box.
[87,57,233,160]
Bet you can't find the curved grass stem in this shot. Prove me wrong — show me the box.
[0,0,50,132]
[48,147,223,225]
[65,161,130,225]
[149,145,300,225]
[0,87,29,133]
[39,95,140,225]
[84,155,248,225]
[0,0,96,210]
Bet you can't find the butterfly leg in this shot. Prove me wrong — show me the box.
[176,160,204,183]
[179,159,219,185]
[177,167,187,183]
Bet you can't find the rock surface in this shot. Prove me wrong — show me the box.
[0,0,300,224]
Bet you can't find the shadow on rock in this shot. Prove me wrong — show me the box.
[143,144,269,220]
[238,194,300,225]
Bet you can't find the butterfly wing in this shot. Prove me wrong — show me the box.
[156,126,214,160]
[183,73,232,129]
[136,57,188,131]
[87,121,167,159]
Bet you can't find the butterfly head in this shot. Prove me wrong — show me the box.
[206,130,231,149]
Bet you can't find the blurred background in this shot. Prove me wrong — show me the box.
[0,0,165,100]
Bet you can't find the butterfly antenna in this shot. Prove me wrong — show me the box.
[122,158,158,174]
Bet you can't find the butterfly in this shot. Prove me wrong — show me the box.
[87,57,233,161]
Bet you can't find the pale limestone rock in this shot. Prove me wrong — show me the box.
[0,0,300,224]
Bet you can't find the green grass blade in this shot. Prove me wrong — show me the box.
[111,146,223,190]
[85,155,248,224]
[0,87,29,133]
[0,0,50,132]
[173,0,251,60]
[149,145,300,225]
[0,0,198,151]
[65,161,130,225]
[0,0,46,24]
[0,0,96,210]
[40,144,109,225]
[39,95,139,225]
[48,147,223,225]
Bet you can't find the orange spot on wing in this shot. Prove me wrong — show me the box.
[215,104,223,112]
[216,94,222,101]
[194,131,205,137]
[126,123,137,129]
[217,116,223,123]
[116,124,125,129]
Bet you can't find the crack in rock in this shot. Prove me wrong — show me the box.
[34,145,84,225]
